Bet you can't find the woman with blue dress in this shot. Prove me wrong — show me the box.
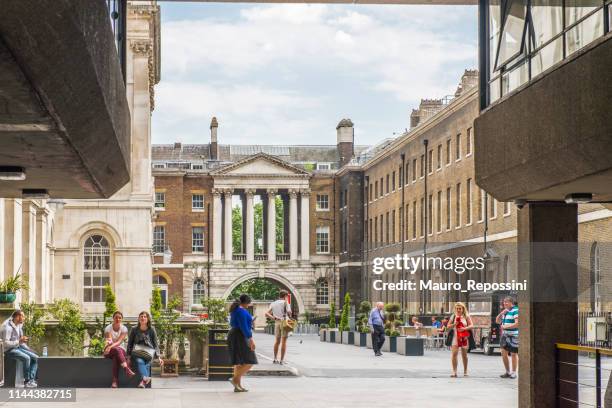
[227,294,257,392]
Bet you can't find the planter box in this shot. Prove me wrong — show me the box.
[397,337,424,356]
[320,329,327,342]
[341,331,355,345]
[333,330,342,344]
[327,330,337,343]
[366,332,373,349]
[161,359,179,377]
[354,332,368,347]
[381,336,397,353]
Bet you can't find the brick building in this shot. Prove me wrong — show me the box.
[152,70,611,321]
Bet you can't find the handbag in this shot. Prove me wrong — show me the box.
[281,301,296,332]
[132,343,155,361]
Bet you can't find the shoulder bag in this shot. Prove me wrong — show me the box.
[281,301,296,332]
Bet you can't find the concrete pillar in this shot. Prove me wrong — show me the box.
[224,190,233,261]
[267,189,277,261]
[212,190,222,260]
[300,189,310,261]
[245,190,255,261]
[517,202,578,408]
[289,190,298,260]
[22,201,37,304]
[0,199,4,282]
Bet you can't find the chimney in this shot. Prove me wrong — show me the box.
[210,116,218,160]
[410,99,444,129]
[336,118,354,167]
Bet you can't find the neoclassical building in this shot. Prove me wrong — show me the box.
[152,119,365,316]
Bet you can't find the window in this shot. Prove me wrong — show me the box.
[412,201,417,239]
[405,164,410,186]
[317,163,331,170]
[412,159,417,182]
[428,194,433,235]
[380,178,384,197]
[436,191,442,233]
[391,209,396,243]
[456,183,461,228]
[155,192,165,209]
[386,174,390,194]
[455,134,461,160]
[192,194,204,210]
[192,227,204,252]
[374,181,378,199]
[476,189,484,222]
[489,195,498,219]
[385,212,389,244]
[504,201,511,216]
[392,171,396,192]
[420,197,424,238]
[192,164,204,170]
[368,219,372,247]
[369,183,373,201]
[446,139,451,165]
[420,155,425,178]
[437,145,442,169]
[83,235,110,303]
[193,278,206,305]
[316,226,330,253]
[380,214,384,243]
[374,217,378,248]
[153,275,168,308]
[428,150,433,174]
[153,225,165,254]
[316,194,329,211]
[446,187,451,230]
[316,279,329,305]
[153,163,165,169]
[466,128,472,156]
[405,204,410,241]
[466,178,472,225]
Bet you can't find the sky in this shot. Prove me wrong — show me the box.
[151,3,477,147]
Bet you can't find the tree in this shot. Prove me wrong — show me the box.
[150,286,163,323]
[328,302,336,329]
[232,196,285,255]
[22,301,46,349]
[229,278,280,301]
[49,299,86,356]
[103,284,118,321]
[339,292,351,331]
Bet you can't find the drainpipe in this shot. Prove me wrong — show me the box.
[364,175,370,302]
[400,154,406,310]
[207,201,211,299]
[423,139,429,313]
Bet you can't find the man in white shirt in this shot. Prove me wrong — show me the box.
[265,290,292,364]
[1,310,39,387]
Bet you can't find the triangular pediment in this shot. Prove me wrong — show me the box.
[211,153,310,176]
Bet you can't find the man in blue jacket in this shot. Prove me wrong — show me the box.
[368,302,386,356]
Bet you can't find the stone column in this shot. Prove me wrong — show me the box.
[289,190,298,260]
[22,201,37,303]
[0,199,4,282]
[300,189,310,261]
[212,190,222,260]
[35,207,49,304]
[3,199,22,283]
[267,189,277,261]
[224,190,233,261]
[517,202,578,408]
[245,190,255,261]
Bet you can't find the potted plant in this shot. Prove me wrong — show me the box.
[354,301,371,347]
[319,323,329,342]
[381,303,402,353]
[355,325,370,347]
[327,303,337,343]
[49,298,86,356]
[339,293,354,345]
[0,274,28,303]
[151,288,182,377]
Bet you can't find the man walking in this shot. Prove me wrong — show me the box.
[368,302,385,357]
[496,296,519,379]
[1,310,39,387]
[265,290,292,364]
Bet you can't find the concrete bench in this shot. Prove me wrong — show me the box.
[4,356,151,388]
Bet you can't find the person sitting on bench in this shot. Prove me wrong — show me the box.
[127,311,164,388]
[1,310,38,388]
[103,311,136,388]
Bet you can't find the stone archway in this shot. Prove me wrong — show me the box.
[222,271,306,316]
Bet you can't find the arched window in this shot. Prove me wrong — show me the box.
[590,243,601,313]
[153,274,168,308]
[316,278,329,305]
[193,278,206,306]
[83,235,110,302]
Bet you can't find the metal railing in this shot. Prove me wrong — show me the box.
[555,343,612,408]
[254,254,268,261]
[276,253,290,261]
[106,0,127,81]
[232,254,246,261]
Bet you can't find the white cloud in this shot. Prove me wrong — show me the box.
[154,4,477,145]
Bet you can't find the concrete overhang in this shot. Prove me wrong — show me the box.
[474,34,612,203]
[159,0,475,3]
[0,0,131,199]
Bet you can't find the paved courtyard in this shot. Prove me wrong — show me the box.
[0,332,519,408]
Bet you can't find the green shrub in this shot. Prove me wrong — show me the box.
[22,301,46,349]
[49,299,86,356]
[389,330,400,337]
[328,303,336,329]
[339,293,351,331]
[360,325,371,334]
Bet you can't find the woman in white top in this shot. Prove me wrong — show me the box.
[103,311,135,388]
[446,302,474,377]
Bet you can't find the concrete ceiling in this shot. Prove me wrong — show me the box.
[158,0,476,3]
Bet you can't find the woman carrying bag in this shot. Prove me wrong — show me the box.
[227,294,258,392]
[127,311,164,388]
[445,302,474,378]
